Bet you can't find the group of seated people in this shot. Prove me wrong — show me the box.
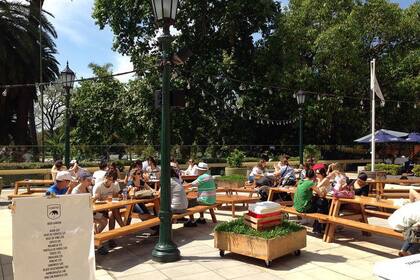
[249,157,420,256]
[249,158,371,232]
[46,158,217,254]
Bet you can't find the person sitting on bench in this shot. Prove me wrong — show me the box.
[183,162,216,227]
[388,192,420,257]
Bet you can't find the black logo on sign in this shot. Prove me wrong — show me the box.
[47,204,61,220]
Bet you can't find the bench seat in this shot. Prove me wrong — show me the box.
[94,217,160,247]
[327,217,403,240]
[280,206,330,221]
[172,204,219,223]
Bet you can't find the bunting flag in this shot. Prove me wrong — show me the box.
[373,74,385,102]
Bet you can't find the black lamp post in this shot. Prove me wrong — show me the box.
[60,62,75,168]
[296,90,306,165]
[150,0,181,263]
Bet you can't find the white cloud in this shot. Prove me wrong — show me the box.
[113,54,134,83]
[43,0,94,46]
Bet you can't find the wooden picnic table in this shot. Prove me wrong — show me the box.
[216,195,260,218]
[93,198,158,226]
[367,178,420,197]
[323,195,402,243]
[181,175,199,182]
[13,179,53,195]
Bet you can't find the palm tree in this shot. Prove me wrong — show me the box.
[0,0,59,160]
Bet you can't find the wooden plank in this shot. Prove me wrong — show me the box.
[244,214,281,224]
[243,219,282,230]
[94,217,160,246]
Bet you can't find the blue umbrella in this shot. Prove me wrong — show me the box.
[405,132,420,143]
[355,130,406,143]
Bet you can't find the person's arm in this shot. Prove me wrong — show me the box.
[311,185,323,197]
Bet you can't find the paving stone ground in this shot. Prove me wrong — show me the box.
[0,188,402,280]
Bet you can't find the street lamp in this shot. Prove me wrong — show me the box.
[150,0,181,263]
[296,90,306,165]
[60,62,75,168]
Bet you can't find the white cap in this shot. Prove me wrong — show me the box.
[70,159,77,165]
[196,162,208,171]
[56,171,73,182]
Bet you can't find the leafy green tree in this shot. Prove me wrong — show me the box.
[71,64,125,148]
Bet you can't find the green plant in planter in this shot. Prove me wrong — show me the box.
[214,218,304,239]
[226,149,245,168]
[216,175,246,182]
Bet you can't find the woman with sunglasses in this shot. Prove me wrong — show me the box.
[128,168,154,216]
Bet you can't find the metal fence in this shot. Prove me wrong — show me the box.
[0,144,373,164]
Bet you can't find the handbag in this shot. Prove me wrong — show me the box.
[133,189,154,199]
[332,185,355,199]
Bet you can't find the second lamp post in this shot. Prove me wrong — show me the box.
[60,62,76,168]
[296,90,306,165]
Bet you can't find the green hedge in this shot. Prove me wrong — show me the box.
[214,218,303,239]
[0,160,134,170]
[365,164,401,175]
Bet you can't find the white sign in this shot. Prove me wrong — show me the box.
[373,253,420,280]
[12,194,95,280]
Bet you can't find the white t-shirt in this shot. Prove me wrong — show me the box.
[71,184,92,195]
[92,170,107,184]
[250,166,264,177]
[185,165,198,176]
[92,182,120,201]
[388,201,420,231]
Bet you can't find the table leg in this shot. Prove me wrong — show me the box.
[359,203,371,236]
[324,200,341,243]
[209,208,217,223]
[268,189,274,201]
[232,204,235,218]
[123,204,134,226]
[14,183,19,195]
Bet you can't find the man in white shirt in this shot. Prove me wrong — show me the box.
[92,161,108,185]
[92,169,123,247]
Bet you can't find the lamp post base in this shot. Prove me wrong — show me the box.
[152,242,181,263]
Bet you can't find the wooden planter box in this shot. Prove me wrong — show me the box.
[214,228,306,267]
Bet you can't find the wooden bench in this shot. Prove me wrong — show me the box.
[129,204,219,223]
[280,206,330,221]
[172,204,219,223]
[325,216,403,241]
[94,217,160,247]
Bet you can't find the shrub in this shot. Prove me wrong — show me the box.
[304,145,321,161]
[214,218,303,239]
[413,165,420,176]
[226,149,245,168]
[215,175,246,182]
[365,164,401,175]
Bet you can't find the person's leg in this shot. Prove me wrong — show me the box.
[108,213,116,230]
[94,217,108,234]
[407,243,420,254]
[409,188,420,202]
[111,209,125,227]
[196,212,206,224]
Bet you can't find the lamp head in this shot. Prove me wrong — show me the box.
[151,0,179,27]
[60,62,76,89]
[296,90,306,105]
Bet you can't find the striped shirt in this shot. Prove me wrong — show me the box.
[192,173,216,205]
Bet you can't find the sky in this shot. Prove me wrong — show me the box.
[43,0,416,83]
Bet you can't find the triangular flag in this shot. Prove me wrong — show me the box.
[374,75,385,102]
